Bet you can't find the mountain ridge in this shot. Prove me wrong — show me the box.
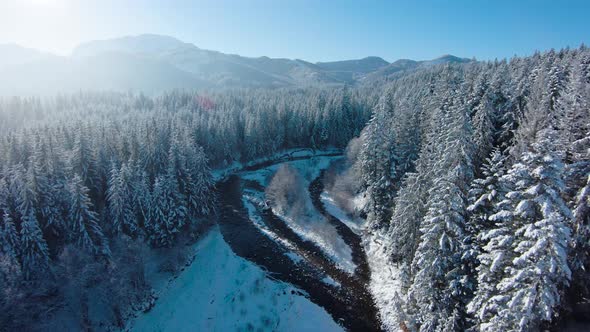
[0,34,474,95]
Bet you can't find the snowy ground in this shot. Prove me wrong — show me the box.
[128,227,344,332]
[212,148,341,181]
[320,191,365,235]
[365,232,404,332]
[318,188,405,330]
[240,156,356,275]
[240,155,339,187]
[241,194,306,265]
[272,211,356,274]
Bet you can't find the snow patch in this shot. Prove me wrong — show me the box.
[242,195,303,256]
[320,191,365,234]
[365,232,404,331]
[128,227,344,332]
[273,211,356,275]
[240,155,341,187]
[285,252,304,264]
[213,148,341,181]
[322,276,341,288]
[352,192,369,213]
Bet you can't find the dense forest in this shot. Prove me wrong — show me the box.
[0,87,376,329]
[1,46,589,331]
[348,46,590,331]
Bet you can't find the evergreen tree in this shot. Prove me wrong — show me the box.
[67,174,108,255]
[147,169,187,247]
[0,212,20,261]
[473,129,572,331]
[107,163,138,236]
[19,211,50,280]
[407,174,471,331]
[466,149,508,252]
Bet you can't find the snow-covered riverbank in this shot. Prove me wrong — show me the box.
[240,156,356,274]
[128,227,344,332]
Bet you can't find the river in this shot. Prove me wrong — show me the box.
[216,154,382,331]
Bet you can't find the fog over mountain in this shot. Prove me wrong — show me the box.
[0,34,472,95]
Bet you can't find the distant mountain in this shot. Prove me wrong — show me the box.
[421,54,472,66]
[72,34,189,57]
[363,54,473,83]
[0,44,54,69]
[0,34,474,95]
[73,35,345,87]
[315,56,390,82]
[0,52,206,96]
[316,56,389,73]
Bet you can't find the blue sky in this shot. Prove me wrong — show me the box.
[1,0,589,62]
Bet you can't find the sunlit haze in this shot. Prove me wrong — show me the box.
[1,0,589,61]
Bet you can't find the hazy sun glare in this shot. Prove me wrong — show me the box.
[27,0,60,5]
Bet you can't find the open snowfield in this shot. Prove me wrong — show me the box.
[128,227,343,332]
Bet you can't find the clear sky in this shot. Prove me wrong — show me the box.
[1,0,589,62]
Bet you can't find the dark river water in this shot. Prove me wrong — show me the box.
[215,155,382,331]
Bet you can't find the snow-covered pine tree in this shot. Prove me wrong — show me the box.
[19,211,50,280]
[471,95,498,172]
[558,49,590,309]
[556,54,590,162]
[107,162,137,236]
[356,112,398,229]
[187,146,215,217]
[407,174,471,331]
[67,174,109,255]
[16,166,51,280]
[466,149,508,252]
[569,173,590,300]
[475,129,572,331]
[129,163,151,233]
[387,172,424,267]
[0,212,20,262]
[27,136,62,232]
[147,168,187,247]
[69,125,98,192]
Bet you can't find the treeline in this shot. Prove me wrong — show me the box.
[0,87,374,329]
[351,46,590,330]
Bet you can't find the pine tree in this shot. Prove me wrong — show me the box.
[569,173,590,299]
[471,95,497,171]
[387,172,424,266]
[0,212,20,261]
[28,137,62,232]
[556,55,590,161]
[107,163,138,236]
[407,175,470,331]
[357,106,398,228]
[473,129,572,331]
[19,211,50,280]
[69,126,98,193]
[147,169,187,247]
[466,149,508,251]
[68,174,108,255]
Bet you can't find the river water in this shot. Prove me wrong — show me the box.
[216,155,382,331]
